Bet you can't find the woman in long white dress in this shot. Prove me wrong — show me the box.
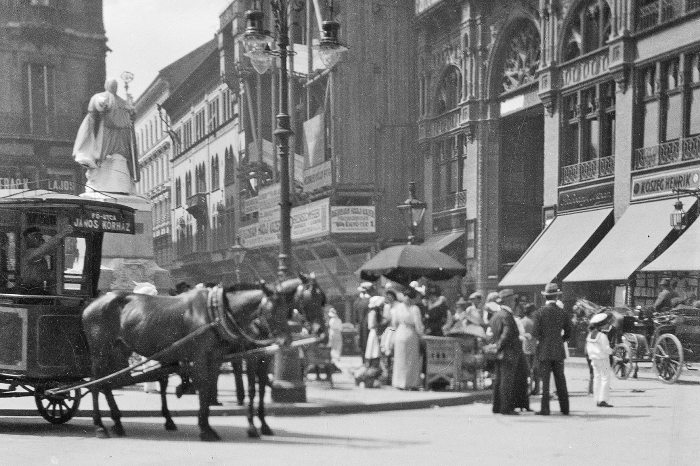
[364,296,384,365]
[392,289,425,390]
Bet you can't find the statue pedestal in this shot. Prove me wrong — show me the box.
[80,192,172,294]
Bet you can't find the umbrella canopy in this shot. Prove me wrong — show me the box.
[358,244,466,285]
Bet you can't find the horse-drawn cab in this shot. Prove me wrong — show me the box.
[612,304,700,383]
[0,190,134,423]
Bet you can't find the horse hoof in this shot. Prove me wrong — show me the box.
[165,420,177,431]
[96,427,110,439]
[261,425,274,436]
[200,430,221,442]
[247,427,260,438]
[111,424,126,437]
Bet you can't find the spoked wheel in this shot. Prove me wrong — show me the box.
[35,388,82,424]
[612,343,633,380]
[653,334,684,384]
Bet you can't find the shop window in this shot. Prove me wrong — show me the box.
[688,52,700,136]
[501,20,540,93]
[561,81,616,171]
[637,53,700,152]
[562,0,611,62]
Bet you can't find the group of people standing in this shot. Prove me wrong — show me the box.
[356,279,577,415]
[359,282,426,390]
[484,283,573,416]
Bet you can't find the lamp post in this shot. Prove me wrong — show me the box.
[241,0,347,280]
[230,236,247,283]
[670,187,700,230]
[397,181,427,244]
[242,0,347,403]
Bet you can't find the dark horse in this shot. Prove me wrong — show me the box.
[230,274,327,438]
[81,278,302,441]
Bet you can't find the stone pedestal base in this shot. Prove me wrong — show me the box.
[271,347,307,403]
[81,191,173,294]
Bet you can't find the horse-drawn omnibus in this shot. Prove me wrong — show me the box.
[0,189,135,424]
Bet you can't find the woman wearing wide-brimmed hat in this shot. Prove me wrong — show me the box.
[586,313,614,408]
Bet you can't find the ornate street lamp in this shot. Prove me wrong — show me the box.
[241,0,347,403]
[670,187,700,230]
[230,236,247,283]
[397,181,427,244]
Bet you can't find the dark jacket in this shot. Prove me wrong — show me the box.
[424,296,449,336]
[489,308,523,362]
[532,301,571,361]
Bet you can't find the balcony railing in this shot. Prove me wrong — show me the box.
[433,190,466,214]
[637,0,700,32]
[633,134,700,170]
[560,156,615,186]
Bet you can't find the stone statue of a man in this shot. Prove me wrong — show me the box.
[73,78,140,194]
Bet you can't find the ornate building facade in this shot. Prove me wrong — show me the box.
[0,0,106,197]
[417,0,700,306]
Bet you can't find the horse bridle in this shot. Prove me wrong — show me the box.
[207,285,280,347]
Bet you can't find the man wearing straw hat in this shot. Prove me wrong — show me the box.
[532,282,572,416]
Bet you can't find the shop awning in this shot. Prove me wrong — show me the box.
[499,208,613,287]
[642,216,700,272]
[565,197,697,282]
[422,231,463,251]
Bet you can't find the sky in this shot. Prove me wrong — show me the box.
[104,0,233,99]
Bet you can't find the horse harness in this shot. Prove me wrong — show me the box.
[206,285,276,347]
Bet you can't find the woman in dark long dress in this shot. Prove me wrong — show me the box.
[489,291,530,415]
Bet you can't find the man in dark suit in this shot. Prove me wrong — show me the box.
[532,282,572,415]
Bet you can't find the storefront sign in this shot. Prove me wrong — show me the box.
[558,183,614,211]
[292,198,330,241]
[330,206,376,233]
[631,167,700,200]
[45,168,76,194]
[71,208,135,234]
[0,177,29,190]
[303,160,332,193]
[239,197,330,248]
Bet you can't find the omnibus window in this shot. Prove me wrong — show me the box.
[63,236,86,292]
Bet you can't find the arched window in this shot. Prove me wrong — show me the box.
[211,155,220,191]
[501,20,541,93]
[434,66,462,115]
[563,0,611,62]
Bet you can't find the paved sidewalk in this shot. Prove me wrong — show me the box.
[0,356,490,419]
[2,355,695,419]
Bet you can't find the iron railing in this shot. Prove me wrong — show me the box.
[559,156,615,186]
[633,134,700,170]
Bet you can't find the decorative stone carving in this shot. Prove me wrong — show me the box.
[502,22,541,92]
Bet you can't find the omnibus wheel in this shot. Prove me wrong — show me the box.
[35,388,81,424]
[653,334,684,384]
[612,343,633,380]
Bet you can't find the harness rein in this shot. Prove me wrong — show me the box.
[207,285,278,347]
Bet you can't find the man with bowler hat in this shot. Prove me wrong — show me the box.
[532,282,572,415]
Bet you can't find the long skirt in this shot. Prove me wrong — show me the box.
[392,324,421,389]
[492,351,530,413]
[365,328,380,360]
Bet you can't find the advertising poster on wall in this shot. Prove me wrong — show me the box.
[330,205,376,233]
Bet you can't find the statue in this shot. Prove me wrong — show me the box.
[73,78,140,194]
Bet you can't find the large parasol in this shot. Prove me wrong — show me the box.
[357,244,466,285]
